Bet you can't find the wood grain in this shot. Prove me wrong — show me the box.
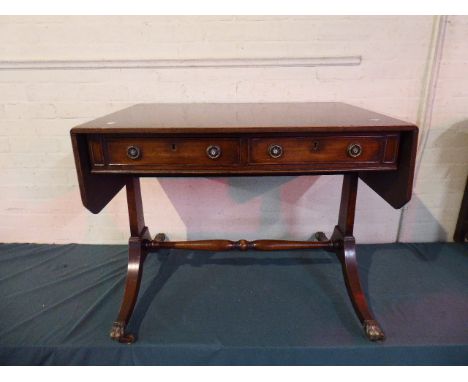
[71,103,414,344]
[146,239,333,251]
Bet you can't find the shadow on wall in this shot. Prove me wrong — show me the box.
[439,119,468,240]
[400,195,447,242]
[157,175,324,240]
[400,119,468,242]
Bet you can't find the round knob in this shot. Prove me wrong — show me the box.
[348,143,362,158]
[268,144,283,158]
[127,145,141,160]
[206,145,221,159]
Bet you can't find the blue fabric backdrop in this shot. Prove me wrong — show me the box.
[0,242,467,365]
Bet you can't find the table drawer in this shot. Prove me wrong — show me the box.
[248,135,398,165]
[96,137,240,167]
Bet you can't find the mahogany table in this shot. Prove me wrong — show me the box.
[71,102,418,344]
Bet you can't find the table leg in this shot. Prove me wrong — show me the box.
[109,175,385,343]
[331,174,386,341]
[110,177,152,344]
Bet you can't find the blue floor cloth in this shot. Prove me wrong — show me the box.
[0,242,466,365]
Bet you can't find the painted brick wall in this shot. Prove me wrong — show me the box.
[399,16,468,242]
[0,15,466,244]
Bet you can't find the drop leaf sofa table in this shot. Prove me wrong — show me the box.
[71,102,418,344]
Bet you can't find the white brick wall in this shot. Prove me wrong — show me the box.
[0,15,466,244]
[399,16,468,242]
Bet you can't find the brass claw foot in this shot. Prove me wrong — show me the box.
[154,233,167,242]
[110,321,136,344]
[363,320,386,341]
[110,321,124,340]
[314,231,329,242]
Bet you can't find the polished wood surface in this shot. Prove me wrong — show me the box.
[110,178,151,344]
[72,102,416,133]
[146,239,334,251]
[247,134,392,164]
[105,136,241,167]
[71,102,417,213]
[71,132,126,214]
[70,102,418,344]
[331,174,385,340]
[88,132,399,174]
[360,129,418,208]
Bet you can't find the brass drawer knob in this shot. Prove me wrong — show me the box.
[347,143,362,158]
[268,144,283,158]
[127,145,141,160]
[206,145,221,159]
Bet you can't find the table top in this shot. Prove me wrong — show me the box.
[71,102,416,135]
[71,102,418,213]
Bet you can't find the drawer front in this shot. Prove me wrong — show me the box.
[88,133,399,174]
[248,135,395,165]
[103,137,240,166]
